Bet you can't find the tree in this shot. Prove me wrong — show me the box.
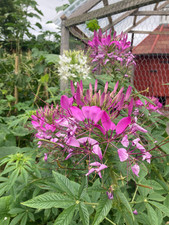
[0,0,43,52]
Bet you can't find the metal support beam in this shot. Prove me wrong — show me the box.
[65,0,165,27]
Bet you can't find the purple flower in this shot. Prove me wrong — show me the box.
[106,191,114,200]
[133,209,138,215]
[44,153,48,162]
[131,164,140,177]
[116,117,131,134]
[86,162,107,178]
[118,148,129,162]
[121,135,129,147]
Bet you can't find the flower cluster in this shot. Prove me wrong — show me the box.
[88,29,135,72]
[135,97,163,114]
[58,50,91,81]
[31,80,152,182]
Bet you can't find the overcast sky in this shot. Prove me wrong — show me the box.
[29,0,69,36]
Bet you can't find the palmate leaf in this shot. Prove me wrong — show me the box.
[79,202,89,225]
[22,192,75,209]
[54,205,76,225]
[52,171,75,197]
[92,194,112,225]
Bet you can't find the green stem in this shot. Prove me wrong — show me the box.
[131,186,138,203]
[33,83,41,103]
[84,202,98,206]
[105,217,116,225]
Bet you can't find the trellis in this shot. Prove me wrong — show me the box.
[59,0,169,94]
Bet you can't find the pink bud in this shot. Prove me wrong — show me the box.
[44,153,48,162]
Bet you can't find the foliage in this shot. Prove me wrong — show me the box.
[0,8,169,225]
[86,19,100,32]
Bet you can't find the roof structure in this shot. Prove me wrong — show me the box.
[56,0,169,90]
[133,23,169,54]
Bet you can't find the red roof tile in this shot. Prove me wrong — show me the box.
[132,24,169,54]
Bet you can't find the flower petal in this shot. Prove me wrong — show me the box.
[131,164,140,177]
[85,168,95,176]
[121,135,129,147]
[116,117,131,134]
[70,106,85,121]
[66,137,80,147]
[61,95,71,110]
[118,148,129,161]
[101,111,112,131]
[92,145,103,160]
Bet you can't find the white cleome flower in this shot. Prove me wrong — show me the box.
[58,50,91,81]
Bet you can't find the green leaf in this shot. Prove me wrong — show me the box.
[22,192,75,209]
[40,74,49,84]
[146,203,158,225]
[78,177,87,199]
[45,54,59,64]
[9,208,25,215]
[53,205,76,225]
[28,212,35,222]
[6,95,16,102]
[35,22,42,29]
[136,212,151,225]
[53,171,75,197]
[90,179,101,202]
[55,4,69,12]
[156,209,163,225]
[149,201,169,216]
[86,19,100,32]
[148,193,165,201]
[92,194,112,225]
[0,146,20,158]
[10,213,25,225]
[164,194,169,208]
[21,168,29,185]
[0,196,11,219]
[8,168,19,189]
[11,126,31,136]
[0,217,10,225]
[116,190,134,221]
[79,202,89,225]
[20,213,28,225]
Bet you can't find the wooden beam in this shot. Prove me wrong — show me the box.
[129,30,169,34]
[102,0,113,28]
[60,19,69,92]
[65,0,165,27]
[132,10,169,15]
[131,9,138,50]
[125,1,169,33]
[69,26,88,44]
[68,0,102,19]
[102,9,137,33]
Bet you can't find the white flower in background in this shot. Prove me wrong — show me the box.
[58,50,91,81]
